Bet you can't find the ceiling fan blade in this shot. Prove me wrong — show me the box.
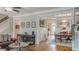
[12,7,21,12]
[13,9,20,12]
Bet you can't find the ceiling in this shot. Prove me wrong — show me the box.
[0,7,56,16]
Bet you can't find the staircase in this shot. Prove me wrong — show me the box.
[0,14,10,34]
[0,16,9,23]
[0,14,9,23]
[0,14,12,42]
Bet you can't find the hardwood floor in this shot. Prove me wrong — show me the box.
[8,40,72,51]
[25,40,72,51]
[56,45,72,51]
[26,41,55,51]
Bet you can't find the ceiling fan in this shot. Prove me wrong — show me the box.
[5,7,22,12]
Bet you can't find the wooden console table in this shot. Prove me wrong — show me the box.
[17,34,35,44]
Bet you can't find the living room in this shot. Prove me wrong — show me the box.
[0,7,79,51]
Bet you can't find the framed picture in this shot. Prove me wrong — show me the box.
[31,21,36,28]
[21,22,25,28]
[26,22,30,28]
[39,20,46,27]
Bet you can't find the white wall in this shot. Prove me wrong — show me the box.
[13,15,40,44]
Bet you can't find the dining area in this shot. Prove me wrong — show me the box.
[0,31,35,51]
[13,31,35,51]
[55,31,72,43]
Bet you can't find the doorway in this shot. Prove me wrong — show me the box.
[46,19,56,45]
